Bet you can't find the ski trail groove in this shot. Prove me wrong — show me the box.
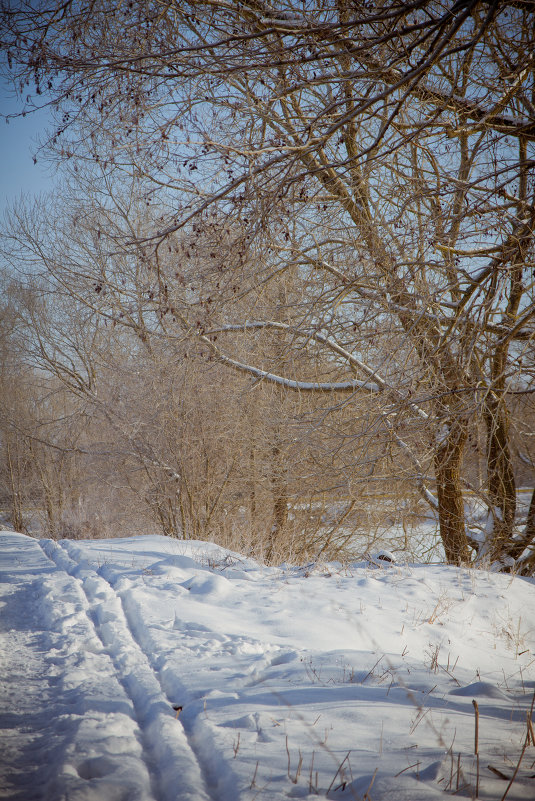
[39,538,213,801]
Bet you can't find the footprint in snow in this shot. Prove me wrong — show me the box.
[270,650,298,666]
[172,616,227,641]
[77,755,117,780]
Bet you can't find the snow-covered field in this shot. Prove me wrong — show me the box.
[1,531,534,800]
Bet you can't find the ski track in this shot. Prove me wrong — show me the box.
[4,532,534,801]
[38,538,228,801]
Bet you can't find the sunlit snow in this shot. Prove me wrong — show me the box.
[1,531,534,800]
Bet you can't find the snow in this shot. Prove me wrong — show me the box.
[1,531,535,800]
[216,351,381,393]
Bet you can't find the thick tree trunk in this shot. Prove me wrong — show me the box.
[6,441,26,534]
[266,441,288,563]
[508,487,535,570]
[249,443,257,543]
[481,239,524,563]
[518,489,535,572]
[523,489,535,549]
[483,397,516,561]
[434,419,470,564]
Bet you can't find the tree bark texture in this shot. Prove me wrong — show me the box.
[434,419,471,564]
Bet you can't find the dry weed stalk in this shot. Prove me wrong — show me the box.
[473,699,480,798]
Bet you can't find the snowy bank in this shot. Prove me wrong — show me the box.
[1,532,534,800]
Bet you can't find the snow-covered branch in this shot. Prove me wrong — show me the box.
[199,333,381,392]
[205,321,430,418]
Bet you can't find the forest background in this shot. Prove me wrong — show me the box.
[1,0,535,571]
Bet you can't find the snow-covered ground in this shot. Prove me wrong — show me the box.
[1,532,534,800]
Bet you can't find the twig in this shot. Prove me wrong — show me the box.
[361,655,384,683]
[233,731,240,758]
[293,749,303,783]
[326,751,350,795]
[472,699,479,755]
[286,735,291,781]
[473,699,480,798]
[488,765,510,781]
[410,706,430,734]
[395,761,420,777]
[363,767,378,800]
[527,710,535,746]
[499,732,529,801]
[527,689,535,746]
[439,662,461,686]
[250,760,259,789]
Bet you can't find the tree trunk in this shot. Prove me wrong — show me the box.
[434,419,470,564]
[483,396,516,561]
[266,441,288,563]
[518,489,535,572]
[6,441,26,534]
[508,487,535,569]
[249,443,257,544]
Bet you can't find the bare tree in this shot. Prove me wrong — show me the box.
[2,0,534,567]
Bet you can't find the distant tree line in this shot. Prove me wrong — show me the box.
[1,1,534,569]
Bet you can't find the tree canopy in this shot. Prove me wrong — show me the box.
[2,1,535,568]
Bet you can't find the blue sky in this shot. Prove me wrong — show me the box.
[0,78,58,215]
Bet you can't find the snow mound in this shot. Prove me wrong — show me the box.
[182,572,232,599]
[450,680,510,699]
